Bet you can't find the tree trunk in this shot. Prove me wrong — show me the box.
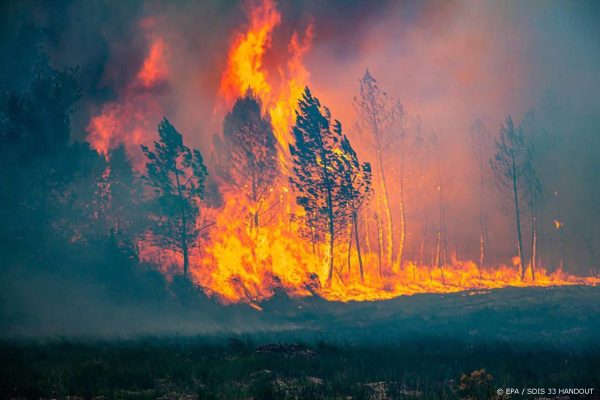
[511,154,526,280]
[347,224,352,275]
[378,155,394,271]
[324,179,335,283]
[327,213,335,283]
[436,155,446,283]
[555,190,566,269]
[530,207,537,281]
[375,212,383,277]
[478,162,485,278]
[396,152,406,272]
[174,168,189,280]
[364,211,372,255]
[371,105,394,272]
[353,211,364,282]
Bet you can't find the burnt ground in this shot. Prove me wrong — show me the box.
[1,285,600,399]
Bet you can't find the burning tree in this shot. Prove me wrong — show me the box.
[339,136,372,281]
[490,116,528,280]
[217,90,279,230]
[521,111,547,281]
[289,87,365,283]
[430,131,449,280]
[469,120,492,277]
[93,145,145,242]
[141,118,208,279]
[354,70,414,273]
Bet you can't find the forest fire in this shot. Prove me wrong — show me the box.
[83,0,599,305]
[4,1,600,396]
[218,0,312,166]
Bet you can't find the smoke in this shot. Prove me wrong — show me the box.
[1,0,600,323]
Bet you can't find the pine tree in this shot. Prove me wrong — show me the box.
[290,87,363,283]
[354,70,395,272]
[339,135,372,281]
[92,145,146,248]
[490,116,527,280]
[219,90,279,229]
[469,119,492,277]
[141,118,208,279]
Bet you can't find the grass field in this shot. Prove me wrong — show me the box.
[1,336,599,399]
[2,286,600,399]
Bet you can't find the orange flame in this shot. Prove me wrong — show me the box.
[218,0,312,163]
[92,2,599,306]
[86,23,167,160]
[150,0,597,305]
[138,37,168,88]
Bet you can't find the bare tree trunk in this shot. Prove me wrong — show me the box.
[530,206,537,281]
[511,153,526,280]
[436,148,446,283]
[347,224,352,275]
[364,211,372,256]
[397,148,406,272]
[174,169,189,279]
[310,221,316,255]
[434,227,441,270]
[419,231,425,266]
[478,164,486,278]
[352,211,364,282]
[555,190,566,269]
[377,153,394,272]
[375,212,383,277]
[326,205,335,283]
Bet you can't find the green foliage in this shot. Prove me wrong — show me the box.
[2,338,597,400]
[289,87,371,281]
[216,90,280,229]
[141,118,208,276]
[290,88,370,239]
[220,90,279,201]
[490,116,527,194]
[289,88,346,239]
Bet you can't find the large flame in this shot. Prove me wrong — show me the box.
[86,19,167,161]
[91,1,599,306]
[218,0,312,164]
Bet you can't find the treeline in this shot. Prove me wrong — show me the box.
[1,57,598,302]
[0,60,371,292]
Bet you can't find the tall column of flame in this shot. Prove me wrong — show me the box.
[218,0,312,169]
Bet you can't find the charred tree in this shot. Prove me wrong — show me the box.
[92,145,146,254]
[141,118,208,279]
[431,132,448,282]
[490,116,527,280]
[390,101,407,271]
[354,70,395,272]
[521,112,546,281]
[218,90,279,230]
[469,120,492,277]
